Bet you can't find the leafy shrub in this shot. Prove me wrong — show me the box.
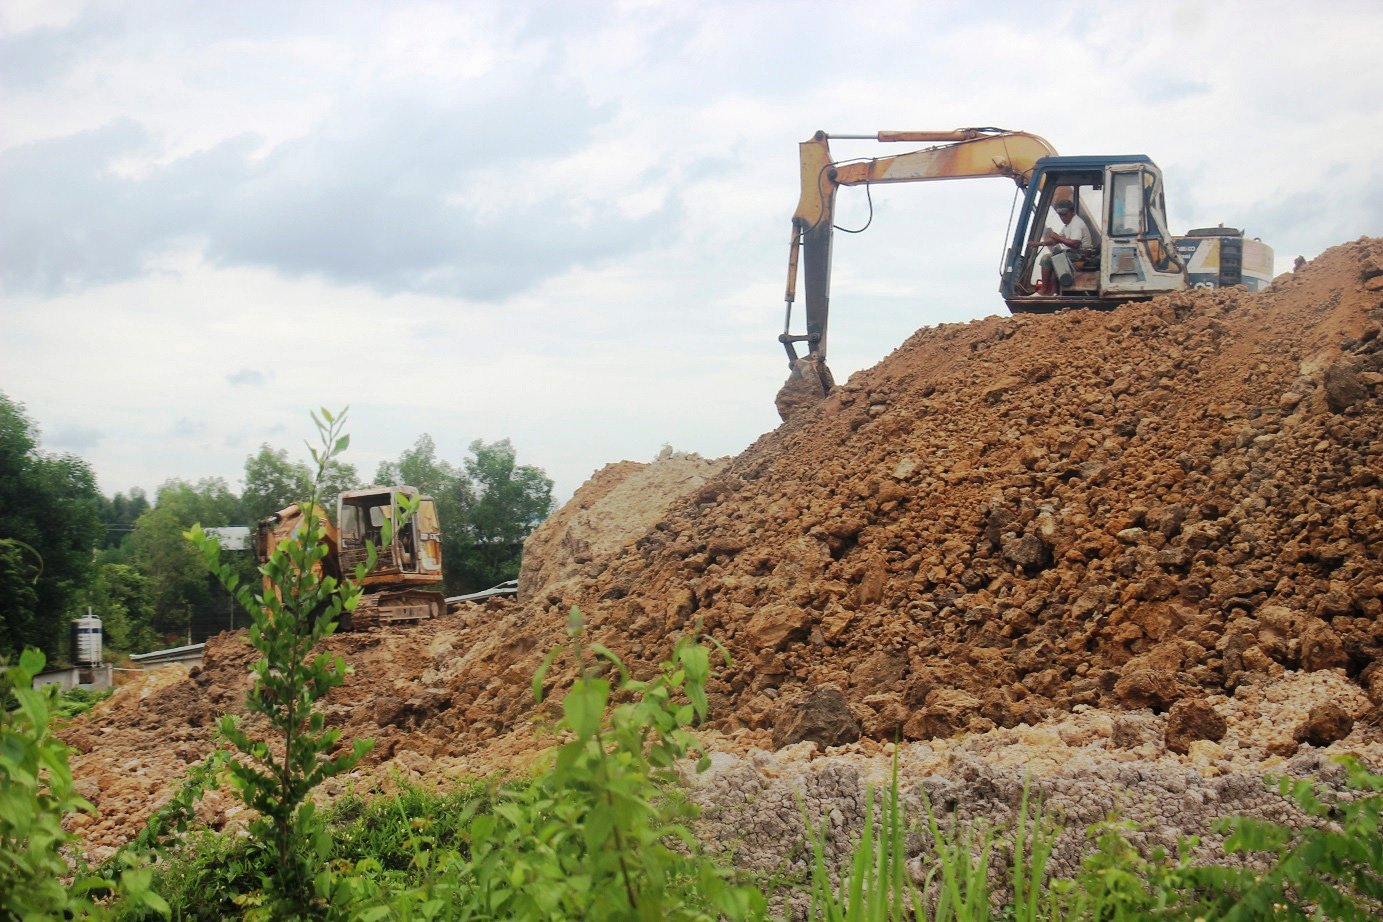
[1,649,167,920]
[185,408,373,918]
[56,686,114,720]
[1188,756,1383,921]
[453,607,766,921]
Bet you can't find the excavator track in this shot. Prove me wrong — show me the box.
[341,589,444,632]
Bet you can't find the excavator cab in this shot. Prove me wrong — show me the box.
[1001,156,1187,312]
[337,486,443,586]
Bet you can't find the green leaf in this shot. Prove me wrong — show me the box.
[562,679,609,738]
[533,646,562,703]
[18,647,44,677]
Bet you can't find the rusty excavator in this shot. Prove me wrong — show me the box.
[776,128,1274,419]
[256,485,447,631]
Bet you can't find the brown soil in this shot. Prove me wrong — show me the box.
[61,237,1383,858]
[518,449,729,601]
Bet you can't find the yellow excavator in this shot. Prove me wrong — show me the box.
[256,485,446,630]
[776,128,1273,418]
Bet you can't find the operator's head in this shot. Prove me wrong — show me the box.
[1055,199,1075,220]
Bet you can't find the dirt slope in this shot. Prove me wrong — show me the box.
[518,449,729,601]
[61,238,1383,857]
[520,237,1383,742]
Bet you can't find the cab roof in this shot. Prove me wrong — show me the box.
[1033,154,1155,171]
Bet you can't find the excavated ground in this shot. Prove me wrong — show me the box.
[61,239,1383,870]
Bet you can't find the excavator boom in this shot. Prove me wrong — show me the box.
[776,129,1057,420]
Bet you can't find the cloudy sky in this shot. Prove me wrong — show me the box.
[3,0,1380,506]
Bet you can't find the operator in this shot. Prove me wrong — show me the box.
[1037,199,1092,295]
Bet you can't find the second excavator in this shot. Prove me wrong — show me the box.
[776,128,1273,419]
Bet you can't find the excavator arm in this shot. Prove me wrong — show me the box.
[776,129,1057,416]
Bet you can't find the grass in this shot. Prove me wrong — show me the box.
[119,779,496,920]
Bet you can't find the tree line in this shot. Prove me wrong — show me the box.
[0,392,555,662]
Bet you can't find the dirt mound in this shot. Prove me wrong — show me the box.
[514,237,1383,739]
[61,238,1383,856]
[519,449,729,601]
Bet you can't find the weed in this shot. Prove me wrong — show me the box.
[1,649,167,920]
[186,408,374,918]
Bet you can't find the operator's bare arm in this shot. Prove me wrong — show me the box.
[1040,229,1081,248]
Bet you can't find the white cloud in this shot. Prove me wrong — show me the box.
[1,0,1379,511]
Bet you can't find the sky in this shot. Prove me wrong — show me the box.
[2,0,1380,508]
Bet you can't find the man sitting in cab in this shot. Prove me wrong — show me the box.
[1037,198,1092,295]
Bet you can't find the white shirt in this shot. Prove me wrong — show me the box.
[1056,214,1092,252]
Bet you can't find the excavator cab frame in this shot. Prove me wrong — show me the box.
[1001,155,1188,312]
[337,486,444,589]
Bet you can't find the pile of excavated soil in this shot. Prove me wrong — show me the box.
[61,238,1383,859]
[518,448,729,601]
[515,237,1383,742]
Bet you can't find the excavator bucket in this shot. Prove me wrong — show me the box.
[775,353,836,421]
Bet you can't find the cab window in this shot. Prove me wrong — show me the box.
[1110,172,1143,236]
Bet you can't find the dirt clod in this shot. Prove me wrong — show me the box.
[1165,698,1227,754]
[1295,701,1355,747]
[771,684,861,749]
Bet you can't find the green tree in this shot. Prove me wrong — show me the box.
[376,435,475,594]
[0,392,103,660]
[80,563,158,653]
[452,438,554,591]
[243,443,359,526]
[129,477,249,644]
[373,434,464,496]
[241,444,312,523]
[0,542,42,661]
[154,477,242,527]
[189,409,372,917]
[130,505,213,640]
[96,487,150,555]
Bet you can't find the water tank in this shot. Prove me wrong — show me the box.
[71,616,103,666]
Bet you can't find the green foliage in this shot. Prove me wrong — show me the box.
[452,438,554,591]
[109,615,762,921]
[122,828,262,921]
[455,607,763,921]
[1009,781,1062,922]
[242,443,359,524]
[96,488,150,553]
[921,799,996,921]
[0,391,104,660]
[376,435,553,594]
[187,408,373,919]
[56,685,114,719]
[115,779,491,921]
[1,649,168,920]
[0,540,41,659]
[1052,818,1202,920]
[328,780,489,874]
[79,562,159,652]
[241,443,314,523]
[1186,757,1383,921]
[131,504,219,639]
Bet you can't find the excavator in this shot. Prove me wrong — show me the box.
[776,128,1274,418]
[256,485,447,630]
